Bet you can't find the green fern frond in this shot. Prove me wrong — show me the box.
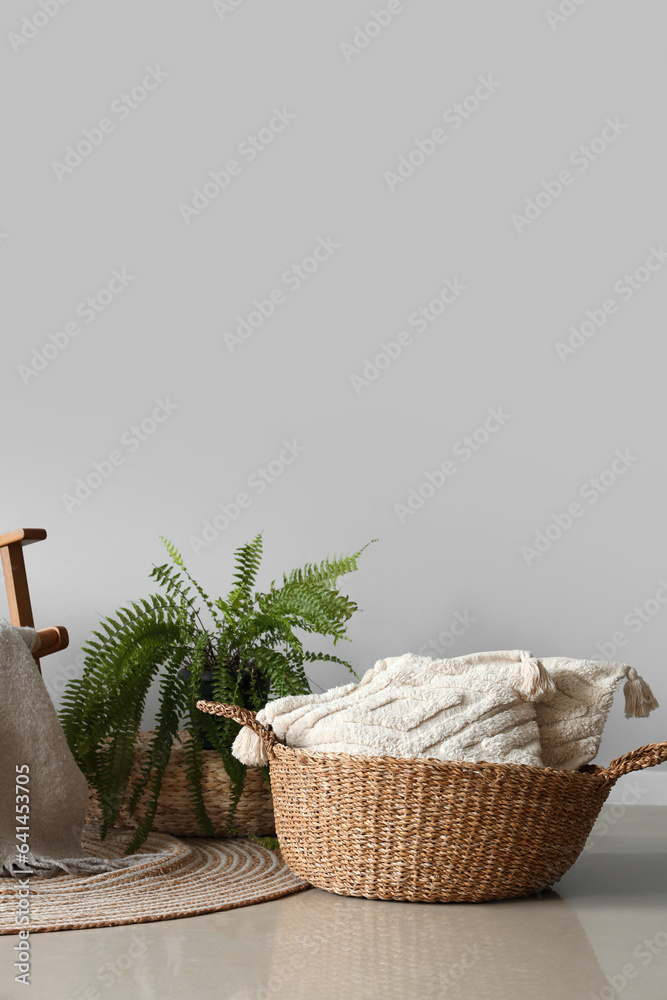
[158,536,223,627]
[280,540,377,589]
[123,658,187,852]
[302,650,358,678]
[259,582,358,640]
[180,727,215,836]
[231,534,263,601]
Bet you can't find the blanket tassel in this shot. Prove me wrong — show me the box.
[232,726,270,766]
[624,666,659,718]
[518,656,556,702]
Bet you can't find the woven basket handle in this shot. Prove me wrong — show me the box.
[598,741,667,784]
[195,700,278,753]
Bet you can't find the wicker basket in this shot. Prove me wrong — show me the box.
[86,730,275,837]
[197,701,667,902]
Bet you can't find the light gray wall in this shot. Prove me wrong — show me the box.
[3,0,665,801]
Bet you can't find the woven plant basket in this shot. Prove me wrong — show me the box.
[86,730,275,837]
[197,701,667,902]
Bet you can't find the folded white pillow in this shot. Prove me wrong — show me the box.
[536,657,659,769]
[232,649,659,771]
[233,649,550,768]
[372,652,658,770]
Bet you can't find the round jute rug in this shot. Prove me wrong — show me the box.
[0,825,310,934]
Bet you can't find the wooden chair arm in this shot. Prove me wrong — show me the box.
[0,528,68,670]
[0,528,47,549]
[35,626,69,658]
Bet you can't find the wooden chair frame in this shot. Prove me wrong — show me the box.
[0,528,69,671]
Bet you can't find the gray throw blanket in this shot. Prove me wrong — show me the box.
[0,619,151,877]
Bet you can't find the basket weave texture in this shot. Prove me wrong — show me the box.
[86,730,275,837]
[197,701,667,902]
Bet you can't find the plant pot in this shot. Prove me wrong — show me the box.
[178,664,271,750]
[181,668,221,749]
[86,730,275,837]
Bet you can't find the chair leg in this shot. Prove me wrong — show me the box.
[1,542,36,627]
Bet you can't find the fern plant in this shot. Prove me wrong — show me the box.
[59,534,374,852]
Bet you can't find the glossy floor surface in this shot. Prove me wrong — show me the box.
[2,806,666,1000]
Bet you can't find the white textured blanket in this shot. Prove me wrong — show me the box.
[232,649,658,770]
[234,649,550,767]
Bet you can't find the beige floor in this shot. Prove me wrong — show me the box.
[2,805,666,1000]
